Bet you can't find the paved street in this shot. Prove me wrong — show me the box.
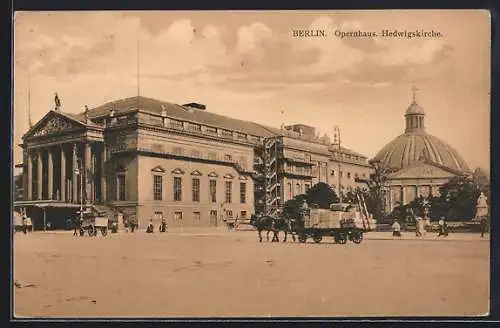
[13,229,489,318]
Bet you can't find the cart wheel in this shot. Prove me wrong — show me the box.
[101,227,108,236]
[313,235,323,243]
[338,233,348,244]
[298,234,307,243]
[351,231,363,244]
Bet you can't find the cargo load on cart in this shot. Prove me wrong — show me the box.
[297,192,377,244]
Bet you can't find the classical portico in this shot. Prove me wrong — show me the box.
[383,161,464,212]
[17,110,108,229]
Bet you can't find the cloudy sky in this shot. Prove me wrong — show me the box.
[13,10,490,171]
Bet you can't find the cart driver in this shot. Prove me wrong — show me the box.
[300,199,309,213]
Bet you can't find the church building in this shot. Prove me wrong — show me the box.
[372,88,471,213]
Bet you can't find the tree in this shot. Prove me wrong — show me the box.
[283,182,339,220]
[305,182,339,209]
[472,167,490,199]
[283,194,307,220]
[355,160,391,220]
[436,175,480,221]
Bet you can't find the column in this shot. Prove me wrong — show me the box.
[84,142,92,203]
[400,186,404,205]
[27,151,33,200]
[48,148,53,199]
[72,144,78,203]
[37,150,43,200]
[60,145,66,202]
[101,144,107,202]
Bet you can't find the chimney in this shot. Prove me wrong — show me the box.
[182,103,206,111]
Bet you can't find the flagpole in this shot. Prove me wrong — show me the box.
[27,72,32,128]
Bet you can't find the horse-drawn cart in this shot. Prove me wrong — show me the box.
[79,211,109,237]
[297,203,376,244]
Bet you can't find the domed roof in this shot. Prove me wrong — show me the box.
[405,100,425,115]
[372,131,470,173]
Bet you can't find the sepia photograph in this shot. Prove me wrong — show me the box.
[12,10,490,318]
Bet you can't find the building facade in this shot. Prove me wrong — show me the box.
[372,92,471,213]
[15,96,372,229]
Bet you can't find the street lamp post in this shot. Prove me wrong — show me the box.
[74,165,84,223]
[334,126,342,203]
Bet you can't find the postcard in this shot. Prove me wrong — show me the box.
[12,10,490,318]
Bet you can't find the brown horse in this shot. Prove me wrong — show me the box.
[250,214,279,242]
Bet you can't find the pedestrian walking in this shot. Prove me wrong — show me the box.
[438,217,448,237]
[146,219,154,233]
[392,220,402,239]
[415,217,422,237]
[21,215,27,235]
[159,218,167,233]
[480,216,488,238]
[73,216,79,236]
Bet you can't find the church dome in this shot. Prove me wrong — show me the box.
[372,87,470,173]
[372,131,470,172]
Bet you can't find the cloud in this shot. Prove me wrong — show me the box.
[14,12,456,93]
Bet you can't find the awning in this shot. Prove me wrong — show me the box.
[13,201,82,208]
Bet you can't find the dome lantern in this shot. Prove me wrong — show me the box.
[404,86,425,132]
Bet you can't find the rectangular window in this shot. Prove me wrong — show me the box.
[220,129,233,137]
[224,154,233,161]
[174,211,183,220]
[226,210,233,217]
[193,212,201,220]
[240,210,247,219]
[240,182,247,204]
[191,150,201,158]
[116,174,126,201]
[207,152,217,161]
[173,177,182,201]
[347,172,351,179]
[205,126,217,135]
[192,178,200,202]
[305,184,311,192]
[153,175,163,200]
[169,119,183,129]
[225,181,232,203]
[210,180,217,203]
[154,211,164,220]
[172,147,183,156]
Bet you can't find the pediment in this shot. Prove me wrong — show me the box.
[24,111,84,139]
[208,172,218,178]
[388,163,458,180]
[171,168,185,175]
[223,173,234,179]
[239,176,248,181]
[190,169,202,176]
[151,165,166,173]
